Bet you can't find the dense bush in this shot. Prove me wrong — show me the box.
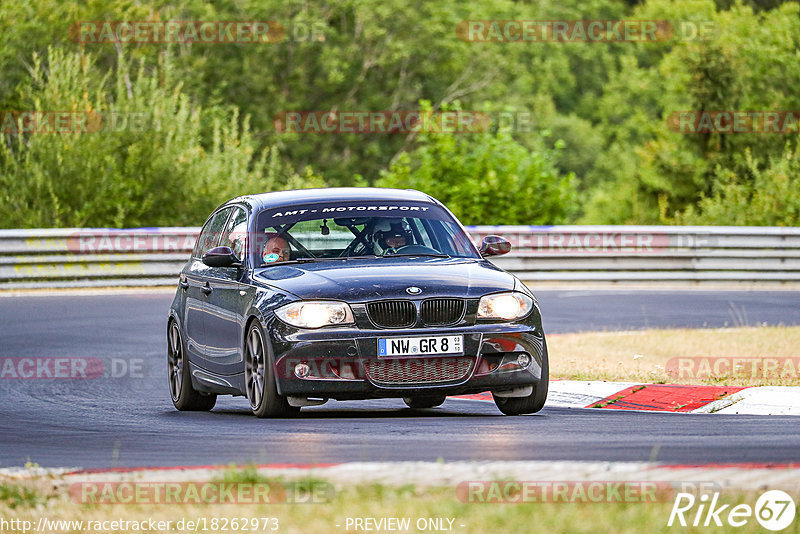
[676,143,800,225]
[376,104,576,225]
[0,48,322,227]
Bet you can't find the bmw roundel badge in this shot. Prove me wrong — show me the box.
[406,286,422,295]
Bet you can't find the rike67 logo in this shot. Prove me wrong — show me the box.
[668,490,796,531]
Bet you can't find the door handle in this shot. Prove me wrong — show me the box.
[179,280,189,290]
[202,283,213,295]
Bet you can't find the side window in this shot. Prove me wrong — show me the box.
[219,207,248,259]
[193,207,233,258]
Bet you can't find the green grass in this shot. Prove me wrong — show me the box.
[549,326,800,386]
[213,464,333,502]
[1,478,798,533]
[0,481,51,509]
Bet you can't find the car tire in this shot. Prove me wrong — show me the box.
[245,321,300,419]
[403,395,447,409]
[168,320,217,411]
[493,341,549,416]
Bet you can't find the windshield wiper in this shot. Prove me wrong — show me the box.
[259,257,318,267]
[259,255,384,267]
[297,254,383,261]
[391,253,450,258]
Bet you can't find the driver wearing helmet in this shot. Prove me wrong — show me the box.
[373,220,412,255]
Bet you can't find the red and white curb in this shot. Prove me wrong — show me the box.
[456,381,800,415]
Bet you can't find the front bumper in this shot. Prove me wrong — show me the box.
[270,321,546,400]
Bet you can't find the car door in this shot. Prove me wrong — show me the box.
[202,206,249,375]
[181,260,208,365]
[182,211,226,364]
[187,206,233,369]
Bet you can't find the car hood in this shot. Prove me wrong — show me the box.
[253,257,518,301]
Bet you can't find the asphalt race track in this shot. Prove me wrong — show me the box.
[1,290,799,469]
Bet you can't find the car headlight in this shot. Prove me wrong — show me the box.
[477,292,533,321]
[275,301,355,329]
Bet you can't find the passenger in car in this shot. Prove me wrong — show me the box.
[262,233,291,264]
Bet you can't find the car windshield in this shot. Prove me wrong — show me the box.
[251,201,479,266]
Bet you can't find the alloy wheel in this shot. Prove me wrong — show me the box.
[245,325,266,409]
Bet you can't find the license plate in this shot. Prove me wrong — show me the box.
[378,335,463,357]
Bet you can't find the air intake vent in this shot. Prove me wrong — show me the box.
[364,356,474,385]
[421,298,465,326]
[367,300,416,328]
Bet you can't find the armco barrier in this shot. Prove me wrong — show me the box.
[1,226,799,289]
[0,228,197,289]
[472,225,800,284]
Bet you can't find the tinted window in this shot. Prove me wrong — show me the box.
[219,207,247,259]
[252,201,479,265]
[194,207,233,258]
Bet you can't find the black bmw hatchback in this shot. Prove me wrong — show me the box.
[167,188,548,417]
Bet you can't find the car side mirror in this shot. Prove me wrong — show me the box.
[202,246,242,268]
[479,235,512,257]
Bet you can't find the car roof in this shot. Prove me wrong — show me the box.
[225,187,440,212]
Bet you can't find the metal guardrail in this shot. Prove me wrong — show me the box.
[0,228,196,289]
[1,226,799,289]
[471,225,800,284]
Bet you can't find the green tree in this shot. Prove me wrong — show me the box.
[0,48,322,228]
[676,144,800,225]
[376,104,576,225]
[582,0,800,225]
